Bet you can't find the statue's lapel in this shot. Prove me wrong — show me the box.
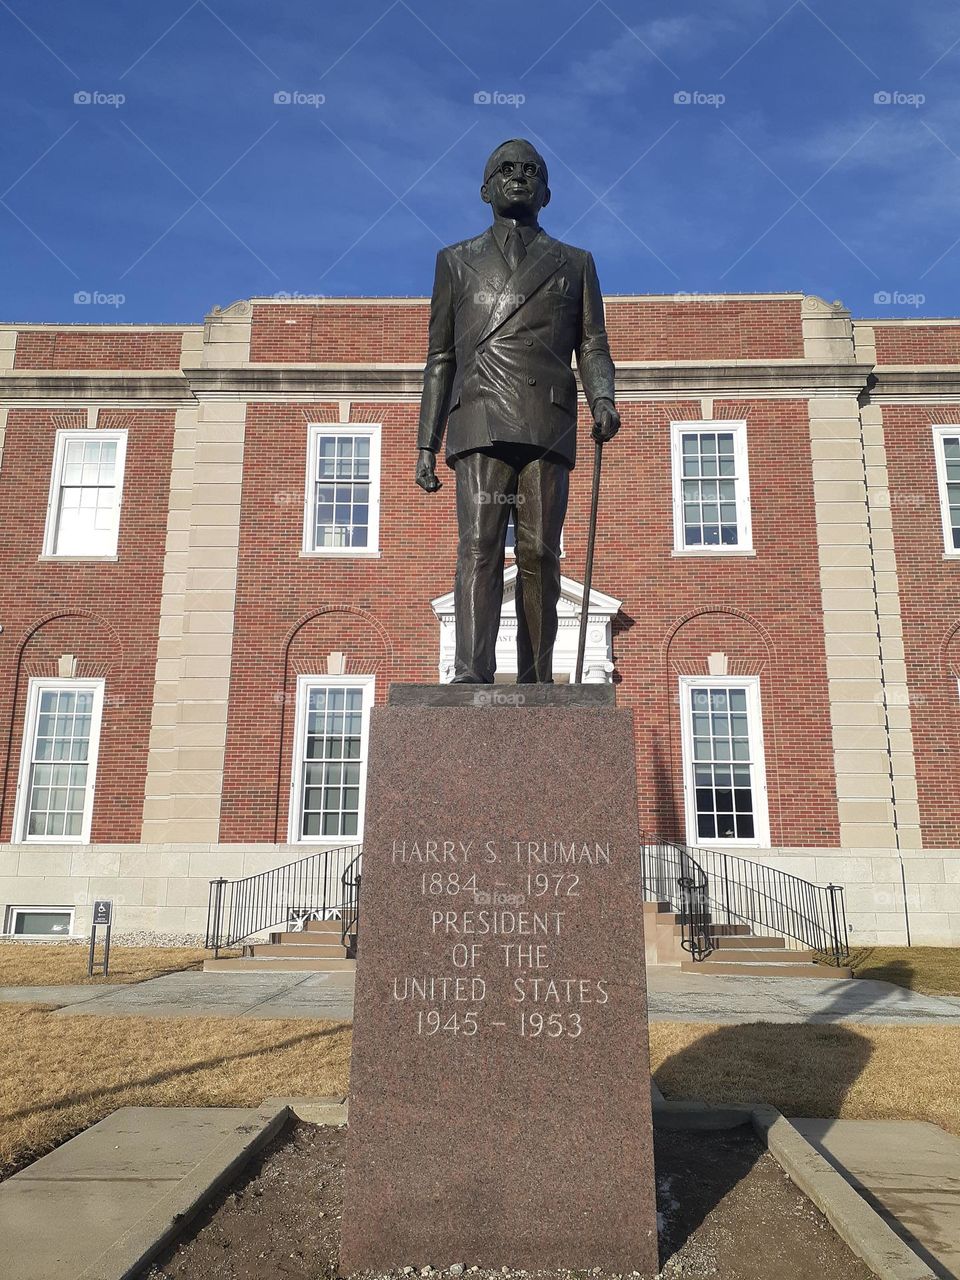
[476,233,564,345]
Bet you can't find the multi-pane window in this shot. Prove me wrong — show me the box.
[671,422,752,551]
[933,427,960,554]
[44,430,127,556]
[291,678,374,841]
[15,680,105,842]
[680,678,768,845]
[304,426,381,554]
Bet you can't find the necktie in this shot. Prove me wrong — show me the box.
[504,226,527,272]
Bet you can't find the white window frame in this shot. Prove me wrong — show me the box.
[4,905,75,938]
[12,677,106,844]
[302,424,382,557]
[42,429,128,558]
[671,420,753,555]
[678,675,770,848]
[287,674,376,844]
[932,424,960,558]
[505,522,565,560]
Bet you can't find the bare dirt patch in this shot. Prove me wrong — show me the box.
[142,1121,875,1280]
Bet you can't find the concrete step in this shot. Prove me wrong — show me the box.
[303,919,347,935]
[252,943,349,959]
[700,948,816,964]
[711,935,786,950]
[268,934,345,953]
[204,956,356,972]
[681,959,852,979]
[642,900,672,913]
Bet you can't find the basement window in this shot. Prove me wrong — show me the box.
[5,906,74,937]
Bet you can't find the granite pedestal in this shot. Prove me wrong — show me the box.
[340,686,658,1275]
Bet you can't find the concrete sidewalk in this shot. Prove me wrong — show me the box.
[646,966,960,1025]
[1,965,958,1024]
[792,1119,960,1280]
[0,1105,288,1280]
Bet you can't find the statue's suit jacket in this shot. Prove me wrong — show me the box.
[417,226,616,469]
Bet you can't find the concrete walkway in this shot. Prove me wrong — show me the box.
[646,966,960,1025]
[792,1119,960,1280]
[1,965,959,1024]
[0,1105,286,1280]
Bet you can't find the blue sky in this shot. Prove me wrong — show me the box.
[3,0,960,322]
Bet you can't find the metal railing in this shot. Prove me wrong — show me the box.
[641,833,849,967]
[641,835,712,959]
[205,843,362,957]
[339,850,362,958]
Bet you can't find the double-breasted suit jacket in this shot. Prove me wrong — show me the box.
[417,225,616,468]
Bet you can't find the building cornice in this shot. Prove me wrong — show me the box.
[868,365,960,401]
[0,370,195,405]
[0,360,874,405]
[185,361,873,403]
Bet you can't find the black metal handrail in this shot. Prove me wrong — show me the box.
[205,843,362,957]
[641,836,712,959]
[641,833,849,966]
[339,851,362,958]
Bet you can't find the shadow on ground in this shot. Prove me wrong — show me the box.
[653,1011,874,1265]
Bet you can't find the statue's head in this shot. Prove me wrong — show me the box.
[481,139,550,219]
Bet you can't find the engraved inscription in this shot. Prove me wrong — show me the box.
[388,836,616,1041]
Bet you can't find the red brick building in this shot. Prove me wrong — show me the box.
[0,293,957,945]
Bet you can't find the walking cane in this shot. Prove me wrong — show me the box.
[574,435,604,683]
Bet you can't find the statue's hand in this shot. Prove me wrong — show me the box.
[415,447,442,492]
[592,399,620,443]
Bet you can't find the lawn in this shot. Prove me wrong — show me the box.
[0,1005,351,1180]
[0,944,235,987]
[1,1007,958,1182]
[843,945,960,997]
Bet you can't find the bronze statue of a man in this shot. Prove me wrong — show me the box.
[416,138,619,683]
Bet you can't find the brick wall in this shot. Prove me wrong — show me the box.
[874,324,960,365]
[13,330,184,370]
[882,404,960,845]
[248,297,805,364]
[0,408,175,841]
[219,395,838,846]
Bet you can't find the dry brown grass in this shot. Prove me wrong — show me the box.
[844,946,960,996]
[0,1005,351,1180]
[650,1021,960,1136]
[0,944,237,987]
[2,1011,957,1185]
